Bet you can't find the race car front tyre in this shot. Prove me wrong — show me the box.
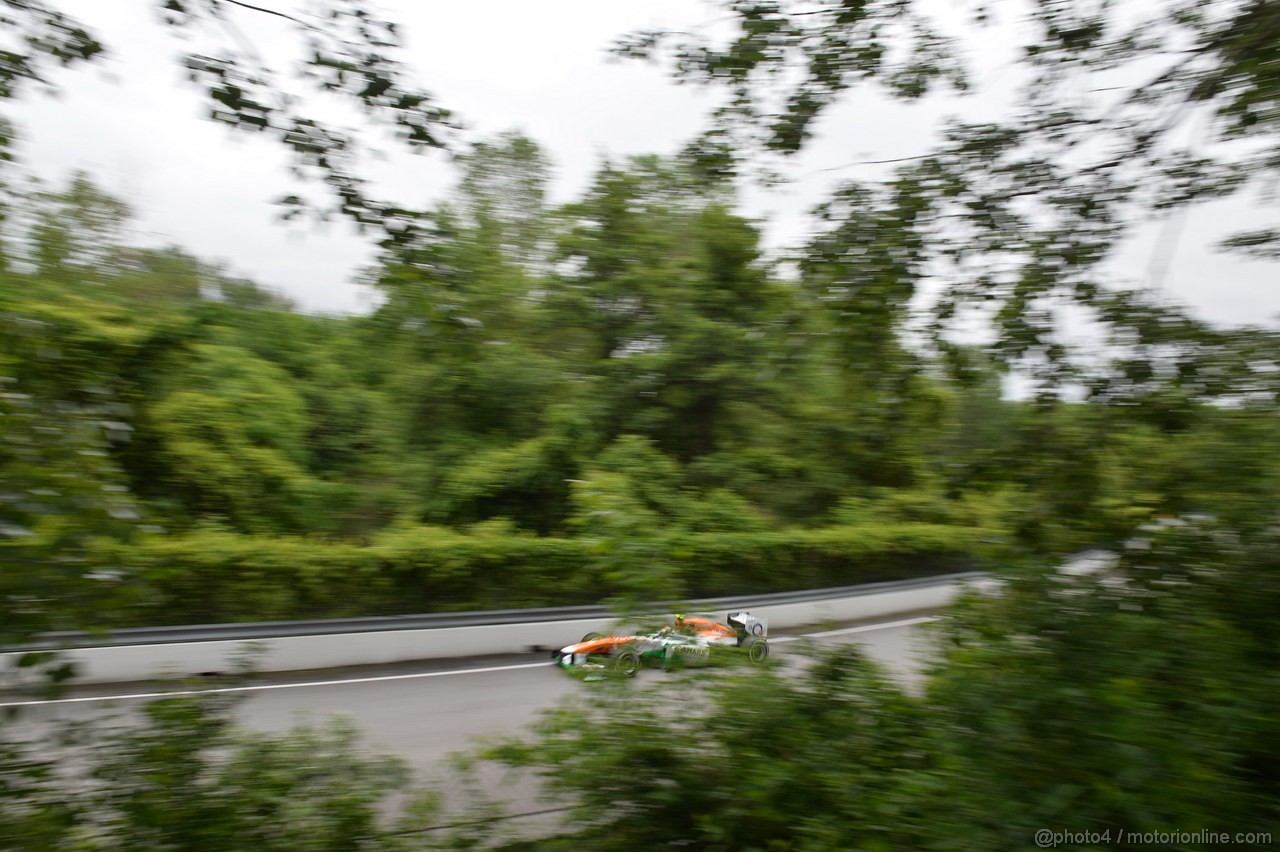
[612,648,641,678]
[742,636,769,663]
[580,632,604,642]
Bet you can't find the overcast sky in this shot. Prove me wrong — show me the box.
[15,0,1279,327]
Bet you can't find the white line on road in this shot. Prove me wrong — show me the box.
[0,661,548,708]
[802,614,937,639]
[769,614,936,643]
[1,614,938,708]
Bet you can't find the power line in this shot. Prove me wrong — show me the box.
[377,805,574,838]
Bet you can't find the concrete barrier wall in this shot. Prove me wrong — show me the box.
[3,575,988,685]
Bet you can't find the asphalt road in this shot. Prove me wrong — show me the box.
[6,613,938,833]
[8,613,936,761]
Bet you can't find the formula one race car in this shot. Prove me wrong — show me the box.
[552,612,770,680]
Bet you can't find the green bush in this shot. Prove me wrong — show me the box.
[668,523,988,596]
[3,687,447,850]
[90,521,992,626]
[479,518,1280,851]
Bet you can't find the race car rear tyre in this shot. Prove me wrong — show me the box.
[580,632,604,642]
[612,648,641,678]
[742,636,769,663]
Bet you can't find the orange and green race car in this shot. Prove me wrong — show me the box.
[552,612,770,679]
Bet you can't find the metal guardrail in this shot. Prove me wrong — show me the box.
[20,571,985,650]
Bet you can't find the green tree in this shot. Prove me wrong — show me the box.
[0,368,141,646]
[487,650,925,851]
[360,134,584,532]
[2,688,456,850]
[455,130,554,270]
[482,518,1280,850]
[618,0,1280,388]
[919,520,1280,848]
[25,171,133,287]
[0,222,165,647]
[548,159,797,464]
[0,0,455,239]
[367,257,576,531]
[148,338,326,533]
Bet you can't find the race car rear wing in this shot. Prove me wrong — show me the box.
[727,611,768,640]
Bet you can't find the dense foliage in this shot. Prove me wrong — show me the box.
[5,160,1274,630]
[0,0,454,241]
[0,160,984,630]
[1,0,1279,849]
[2,142,1278,634]
[482,519,1280,850]
[0,684,466,850]
[449,2,1280,848]
[620,0,1280,388]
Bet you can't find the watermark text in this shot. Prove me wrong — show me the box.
[1035,828,1271,848]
